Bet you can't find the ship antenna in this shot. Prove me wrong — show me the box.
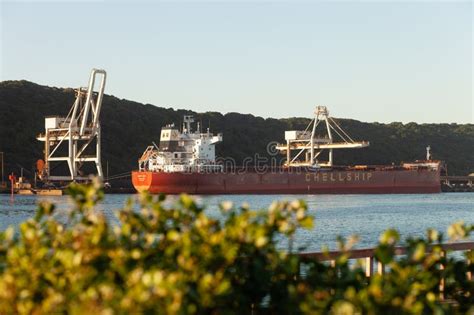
[152,141,160,151]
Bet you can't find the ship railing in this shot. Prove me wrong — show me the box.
[297,241,473,300]
[217,165,415,174]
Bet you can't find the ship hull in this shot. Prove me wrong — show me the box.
[132,169,441,194]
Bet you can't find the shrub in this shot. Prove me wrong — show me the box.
[0,181,472,314]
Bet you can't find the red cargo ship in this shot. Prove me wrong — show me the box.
[132,107,441,194]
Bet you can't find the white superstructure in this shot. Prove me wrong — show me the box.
[138,116,223,173]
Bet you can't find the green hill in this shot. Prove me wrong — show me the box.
[0,80,473,182]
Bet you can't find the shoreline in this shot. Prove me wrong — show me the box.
[0,187,473,195]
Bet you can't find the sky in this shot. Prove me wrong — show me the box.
[1,0,472,123]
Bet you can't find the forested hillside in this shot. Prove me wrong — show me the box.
[1,80,473,180]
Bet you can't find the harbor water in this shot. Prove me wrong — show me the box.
[0,193,473,251]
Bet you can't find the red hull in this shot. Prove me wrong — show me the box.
[132,169,441,194]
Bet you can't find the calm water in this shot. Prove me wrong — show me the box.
[0,193,473,251]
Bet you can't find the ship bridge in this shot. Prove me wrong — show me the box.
[138,115,223,173]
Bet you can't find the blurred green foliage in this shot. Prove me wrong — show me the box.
[0,181,473,314]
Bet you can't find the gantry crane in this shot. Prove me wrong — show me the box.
[276,106,369,168]
[37,69,107,181]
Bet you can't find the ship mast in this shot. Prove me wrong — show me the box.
[276,106,369,168]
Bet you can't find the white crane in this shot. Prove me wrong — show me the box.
[37,69,106,181]
[276,106,369,168]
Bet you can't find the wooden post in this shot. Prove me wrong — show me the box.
[329,259,337,295]
[377,260,384,275]
[439,250,445,300]
[294,260,300,281]
[365,256,374,277]
[467,249,472,281]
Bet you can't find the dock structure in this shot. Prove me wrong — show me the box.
[36,69,106,182]
[276,106,369,168]
[441,176,474,192]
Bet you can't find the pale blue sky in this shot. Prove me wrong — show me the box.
[1,1,472,123]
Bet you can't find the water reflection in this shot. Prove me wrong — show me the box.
[1,193,473,251]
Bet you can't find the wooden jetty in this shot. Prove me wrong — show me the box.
[299,241,474,299]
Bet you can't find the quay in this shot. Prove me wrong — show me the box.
[441,176,474,192]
